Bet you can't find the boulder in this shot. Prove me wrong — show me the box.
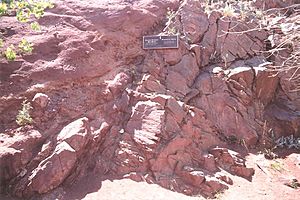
[177,166,205,187]
[209,148,254,179]
[32,93,49,108]
[0,129,43,192]
[56,117,91,153]
[26,141,77,194]
[126,101,165,149]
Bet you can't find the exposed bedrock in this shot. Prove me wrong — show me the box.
[0,0,299,198]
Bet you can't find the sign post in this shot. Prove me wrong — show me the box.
[143,35,179,50]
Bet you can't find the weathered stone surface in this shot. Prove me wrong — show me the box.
[107,72,132,97]
[209,148,254,179]
[216,174,233,185]
[253,0,297,9]
[1,0,297,199]
[126,101,164,149]
[254,66,279,105]
[202,154,218,172]
[27,141,77,194]
[181,0,209,44]
[202,177,229,197]
[56,117,90,153]
[166,70,191,97]
[140,74,166,93]
[230,165,255,180]
[178,166,205,187]
[0,129,43,191]
[166,97,186,123]
[158,41,187,65]
[171,54,199,87]
[32,93,49,108]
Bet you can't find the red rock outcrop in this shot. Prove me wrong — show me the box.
[0,0,298,199]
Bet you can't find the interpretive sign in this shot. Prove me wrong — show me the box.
[143,35,179,49]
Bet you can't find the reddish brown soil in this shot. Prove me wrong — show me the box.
[2,151,298,200]
[60,152,300,200]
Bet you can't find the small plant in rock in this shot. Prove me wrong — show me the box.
[16,99,33,126]
[163,7,179,35]
[30,21,41,31]
[213,190,224,200]
[167,26,177,35]
[0,2,7,15]
[166,7,176,19]
[263,148,278,160]
[19,38,33,54]
[275,135,300,149]
[223,3,235,17]
[285,179,300,189]
[0,38,3,48]
[270,161,284,172]
[4,45,17,61]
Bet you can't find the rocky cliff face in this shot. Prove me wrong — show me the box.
[0,0,299,199]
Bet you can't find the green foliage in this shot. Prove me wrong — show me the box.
[164,7,179,35]
[166,7,176,20]
[4,45,16,61]
[30,21,41,31]
[0,0,54,61]
[31,0,54,18]
[16,99,33,126]
[223,4,235,17]
[0,2,7,15]
[4,0,55,22]
[270,161,284,172]
[16,9,30,22]
[0,38,3,48]
[19,38,33,53]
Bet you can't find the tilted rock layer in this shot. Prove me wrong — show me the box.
[0,0,299,198]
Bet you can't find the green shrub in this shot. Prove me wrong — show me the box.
[4,45,16,61]
[0,2,7,15]
[16,99,33,126]
[0,0,54,61]
[30,21,41,31]
[0,38,3,48]
[19,38,33,53]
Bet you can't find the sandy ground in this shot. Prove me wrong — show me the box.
[220,152,300,200]
[1,152,299,200]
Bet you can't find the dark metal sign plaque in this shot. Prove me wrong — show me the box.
[143,35,179,49]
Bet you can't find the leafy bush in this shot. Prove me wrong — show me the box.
[0,2,7,15]
[16,99,33,126]
[30,21,41,31]
[0,0,54,61]
[18,38,33,53]
[4,45,16,61]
